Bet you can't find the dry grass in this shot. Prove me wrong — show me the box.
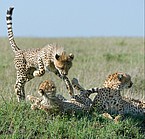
[0,37,144,102]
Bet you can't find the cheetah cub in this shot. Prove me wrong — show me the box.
[72,72,145,118]
[27,80,63,115]
[6,7,74,102]
[27,79,91,115]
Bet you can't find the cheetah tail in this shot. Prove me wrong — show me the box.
[87,87,100,94]
[6,7,20,53]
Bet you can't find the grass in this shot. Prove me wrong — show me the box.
[0,101,145,139]
[0,37,144,138]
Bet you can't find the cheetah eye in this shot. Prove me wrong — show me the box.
[117,74,123,81]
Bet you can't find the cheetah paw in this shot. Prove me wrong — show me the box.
[102,113,113,120]
[31,104,39,110]
[33,70,40,77]
[71,78,79,85]
[114,115,122,123]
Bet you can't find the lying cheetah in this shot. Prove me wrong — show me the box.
[72,72,145,117]
[27,78,91,115]
[27,80,63,115]
[6,7,74,102]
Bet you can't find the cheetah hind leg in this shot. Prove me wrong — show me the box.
[14,78,26,102]
[71,78,92,97]
[71,78,86,92]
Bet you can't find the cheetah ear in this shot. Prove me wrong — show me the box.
[68,53,74,61]
[55,54,60,60]
[117,74,123,81]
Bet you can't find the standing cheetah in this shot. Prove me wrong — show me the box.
[6,7,74,102]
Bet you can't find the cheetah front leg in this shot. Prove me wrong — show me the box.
[63,76,74,97]
[27,95,62,114]
[54,70,74,97]
[37,104,62,115]
[33,57,45,77]
[27,95,42,110]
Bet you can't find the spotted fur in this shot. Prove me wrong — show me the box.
[27,80,63,115]
[27,79,90,115]
[6,7,74,102]
[72,72,145,116]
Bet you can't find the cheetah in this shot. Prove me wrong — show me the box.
[27,78,91,115]
[72,72,145,117]
[6,7,74,102]
[27,80,63,115]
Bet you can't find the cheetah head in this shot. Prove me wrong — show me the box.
[103,72,133,90]
[38,80,56,98]
[54,52,74,76]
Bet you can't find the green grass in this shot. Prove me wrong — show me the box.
[0,101,145,139]
[0,37,144,138]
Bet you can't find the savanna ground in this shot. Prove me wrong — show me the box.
[0,37,144,138]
